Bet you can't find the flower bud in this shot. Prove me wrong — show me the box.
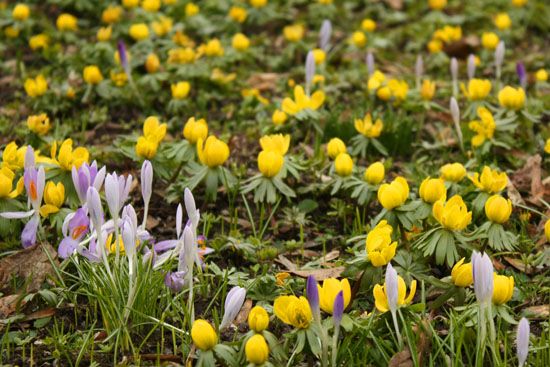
[248,306,269,332]
[364,162,385,185]
[451,258,473,287]
[191,319,217,351]
[334,153,353,177]
[472,251,493,304]
[258,151,284,178]
[467,54,476,80]
[245,334,269,366]
[516,318,530,367]
[419,177,446,204]
[83,65,103,85]
[485,195,512,224]
[183,117,208,144]
[326,138,346,159]
[492,273,514,305]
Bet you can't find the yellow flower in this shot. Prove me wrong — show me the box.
[536,69,548,82]
[432,26,462,43]
[40,181,65,217]
[97,26,112,42]
[202,39,224,57]
[258,151,284,178]
[12,3,30,21]
[66,87,75,99]
[142,0,161,12]
[419,177,447,204]
[468,107,496,147]
[171,81,191,99]
[168,47,196,64]
[275,272,290,286]
[361,19,376,32]
[51,139,90,171]
[105,232,126,254]
[545,139,550,154]
[250,0,267,8]
[101,5,122,24]
[183,117,208,144]
[327,138,346,159]
[273,295,312,329]
[110,71,127,87]
[56,13,78,31]
[312,49,326,65]
[248,306,269,332]
[0,167,23,199]
[232,33,250,51]
[129,23,149,41]
[259,134,290,156]
[469,166,507,194]
[440,163,466,182]
[428,39,443,53]
[83,66,103,85]
[494,13,511,30]
[351,31,367,48]
[485,195,512,224]
[367,70,386,91]
[27,113,51,135]
[229,6,247,23]
[364,162,385,185]
[152,17,173,36]
[245,334,269,366]
[428,0,447,10]
[512,0,527,7]
[334,153,353,177]
[4,26,20,38]
[421,80,436,101]
[24,75,48,98]
[461,79,492,101]
[481,32,499,50]
[1,142,26,171]
[242,88,269,105]
[498,86,525,110]
[366,220,397,267]
[210,68,236,84]
[185,2,199,16]
[283,24,305,42]
[387,79,409,102]
[433,195,472,231]
[492,273,514,305]
[191,319,217,351]
[145,53,160,73]
[272,110,287,126]
[354,113,383,138]
[143,116,167,143]
[318,278,352,314]
[281,85,325,115]
[373,276,416,313]
[115,50,131,65]
[123,0,139,7]
[136,136,159,159]
[377,177,409,210]
[544,219,550,241]
[451,258,473,287]
[197,136,230,168]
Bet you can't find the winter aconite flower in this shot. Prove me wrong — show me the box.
[373,274,416,313]
[272,110,287,126]
[327,138,346,159]
[229,6,247,23]
[56,13,78,31]
[419,177,447,204]
[248,306,269,332]
[481,32,499,50]
[101,5,122,23]
[535,69,548,82]
[498,86,525,110]
[39,181,65,217]
[50,139,90,171]
[97,26,112,41]
[469,166,507,193]
[492,273,514,305]
[494,13,511,30]
[366,220,397,267]
[245,334,269,366]
[351,31,367,48]
[197,136,230,168]
[377,177,409,210]
[232,33,250,51]
[469,107,496,147]
[485,195,512,224]
[421,79,436,100]
[200,39,224,57]
[428,0,447,10]
[451,258,473,287]
[129,23,149,41]
[318,278,351,314]
[145,53,160,73]
[545,219,550,241]
[142,0,161,12]
[185,2,199,16]
[12,3,30,21]
[259,134,290,156]
[24,75,48,98]
[83,66,103,85]
[191,319,217,351]
[361,19,376,32]
[171,81,191,99]
[183,117,208,144]
[433,195,472,231]
[283,24,305,42]
[334,153,353,177]
[354,113,383,138]
[0,167,23,199]
[282,85,325,115]
[364,162,385,185]
[258,151,284,178]
[461,79,491,101]
[440,163,466,182]
[273,295,312,329]
[27,114,51,135]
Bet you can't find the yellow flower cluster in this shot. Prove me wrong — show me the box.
[428,26,462,53]
[136,117,167,159]
[366,220,397,267]
[257,134,289,178]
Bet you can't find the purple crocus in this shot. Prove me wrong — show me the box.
[118,40,129,74]
[517,317,529,367]
[58,207,89,258]
[516,62,527,89]
[307,275,320,322]
[366,52,375,77]
[105,172,133,220]
[72,161,106,204]
[305,50,316,95]
[165,271,187,292]
[333,290,344,330]
[141,160,153,228]
[319,20,332,52]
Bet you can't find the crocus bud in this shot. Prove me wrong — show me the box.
[415,55,423,89]
[86,187,104,230]
[183,224,195,270]
[472,251,494,304]
[306,275,320,322]
[333,290,344,330]
[450,57,458,96]
[495,41,505,76]
[24,145,35,169]
[467,54,476,80]
[141,160,152,208]
[516,62,527,89]
[105,172,132,220]
[366,52,375,77]
[164,271,186,292]
[319,20,332,51]
[122,219,136,273]
[516,317,529,367]
[305,51,316,95]
[117,41,129,74]
[184,187,199,231]
[220,286,247,330]
[385,263,398,314]
[450,97,460,125]
[176,203,183,239]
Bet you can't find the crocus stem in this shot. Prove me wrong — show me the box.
[476,302,487,367]
[142,201,149,230]
[390,310,403,349]
[187,271,195,325]
[320,322,329,367]
[331,325,340,367]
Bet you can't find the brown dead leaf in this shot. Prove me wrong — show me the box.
[234,299,253,326]
[506,180,525,206]
[247,73,278,91]
[23,307,56,321]
[504,257,532,274]
[443,36,479,59]
[0,294,26,318]
[384,0,403,10]
[0,243,58,293]
[522,305,549,319]
[288,267,345,280]
[511,155,549,205]
[389,348,413,367]
[146,216,160,230]
[276,255,297,271]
